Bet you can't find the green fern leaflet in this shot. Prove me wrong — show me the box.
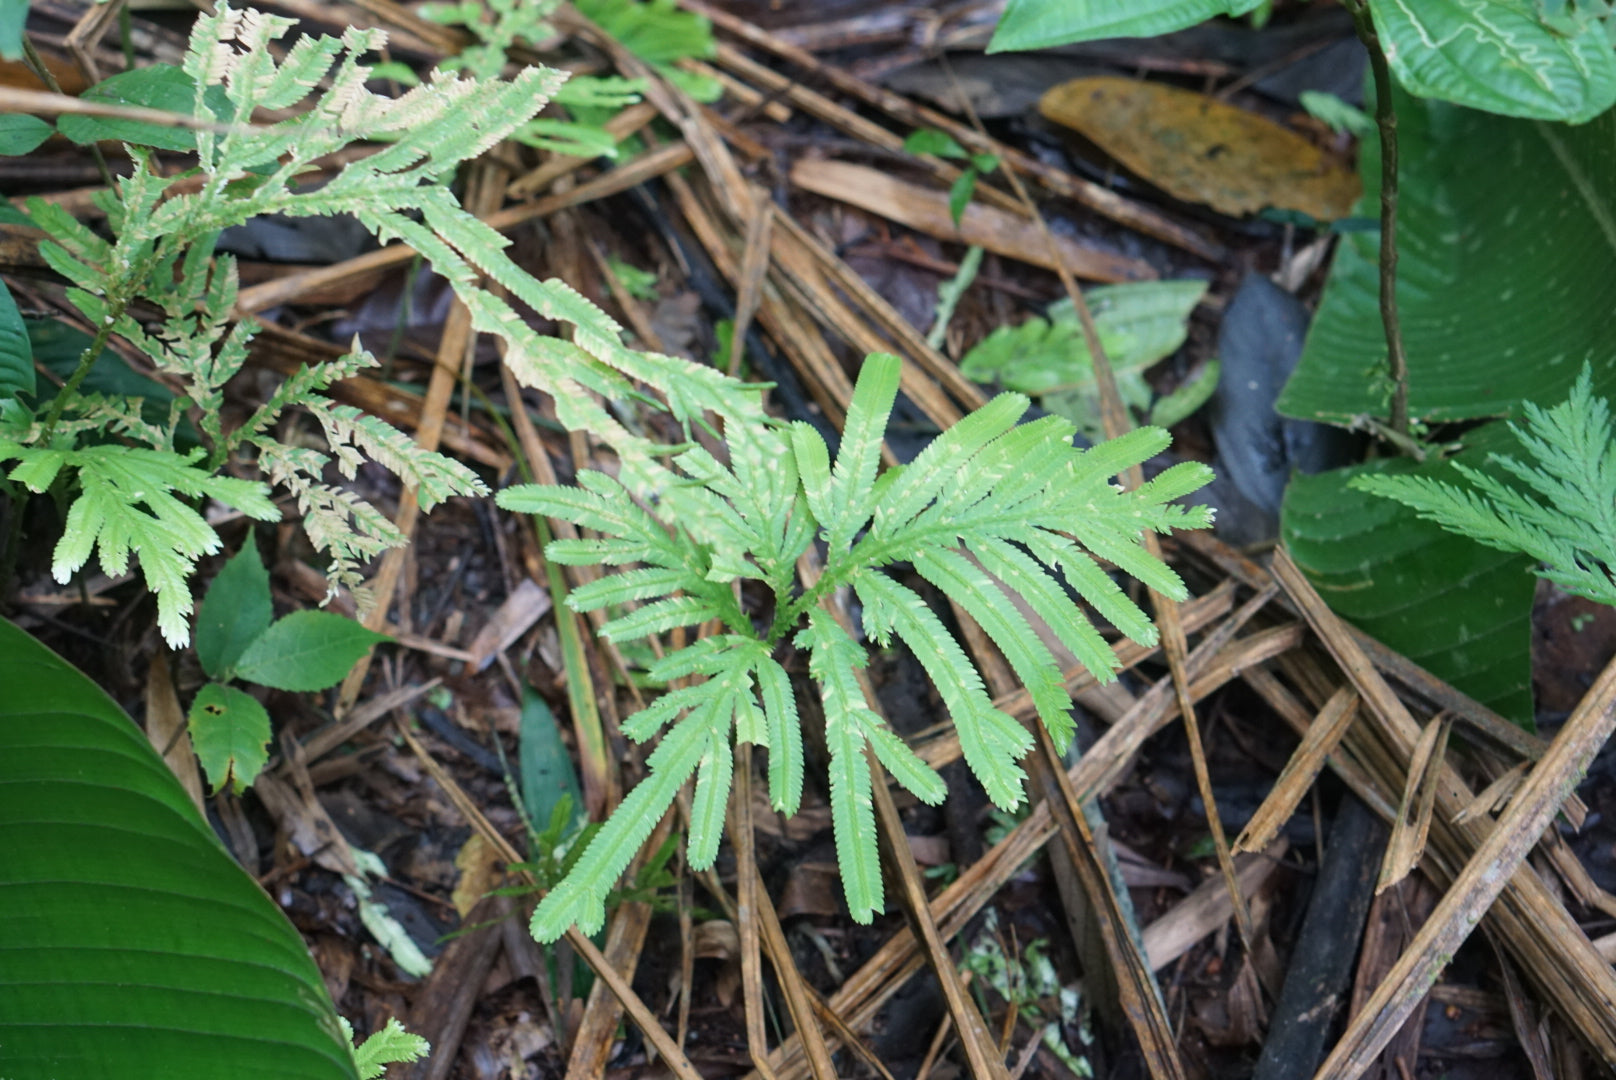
[1353,363,1616,606]
[502,354,1214,939]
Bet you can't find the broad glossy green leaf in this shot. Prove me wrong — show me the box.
[0,619,356,1079]
[0,114,52,155]
[233,610,391,692]
[987,0,1264,51]
[1282,423,1537,722]
[1278,89,1616,424]
[187,681,272,793]
[195,534,274,679]
[1372,0,1616,123]
[0,278,32,400]
[56,65,230,152]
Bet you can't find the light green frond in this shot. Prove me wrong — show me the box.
[1354,369,1616,606]
[826,354,901,553]
[543,537,656,566]
[319,405,487,509]
[754,655,803,814]
[912,546,1075,750]
[620,682,716,742]
[647,635,765,683]
[970,536,1120,685]
[852,571,1030,808]
[827,717,882,923]
[790,421,834,528]
[687,730,733,870]
[531,713,709,941]
[1068,523,1189,602]
[1021,529,1156,646]
[872,390,1028,539]
[862,721,946,805]
[1075,426,1172,482]
[569,567,694,615]
[598,595,723,644]
[1136,460,1218,509]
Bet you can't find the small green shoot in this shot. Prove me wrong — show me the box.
[904,128,1001,227]
[1353,364,1616,606]
[187,534,390,793]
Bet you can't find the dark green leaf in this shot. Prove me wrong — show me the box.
[0,114,52,156]
[233,610,391,691]
[987,0,1264,52]
[0,619,356,1079]
[1279,89,1616,425]
[56,65,230,152]
[187,681,273,793]
[948,170,978,227]
[1372,0,1616,123]
[195,533,274,679]
[519,686,584,835]
[29,317,176,404]
[903,129,966,158]
[0,278,33,400]
[1281,423,1537,723]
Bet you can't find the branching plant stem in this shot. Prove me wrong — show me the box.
[1348,0,1411,440]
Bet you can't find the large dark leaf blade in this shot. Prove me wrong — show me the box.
[1278,89,1616,425]
[1281,424,1537,724]
[0,618,357,1080]
[1372,0,1616,123]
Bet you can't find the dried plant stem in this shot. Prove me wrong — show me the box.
[1348,0,1411,439]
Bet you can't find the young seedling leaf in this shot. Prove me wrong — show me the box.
[0,114,53,156]
[233,610,391,691]
[56,65,229,151]
[188,681,272,793]
[350,1018,430,1080]
[194,533,274,679]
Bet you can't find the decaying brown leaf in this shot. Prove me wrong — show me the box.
[1040,77,1360,221]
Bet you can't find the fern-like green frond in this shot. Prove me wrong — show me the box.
[531,647,753,939]
[517,352,1215,938]
[531,708,709,939]
[687,730,734,869]
[799,609,888,921]
[824,352,902,554]
[1,445,278,646]
[911,546,1075,748]
[854,570,1030,808]
[1353,364,1616,605]
[753,653,803,813]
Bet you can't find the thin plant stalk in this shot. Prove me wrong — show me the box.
[1348,0,1411,440]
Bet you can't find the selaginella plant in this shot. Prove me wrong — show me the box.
[0,3,1218,953]
[0,4,750,647]
[501,354,1214,939]
[1353,363,1616,605]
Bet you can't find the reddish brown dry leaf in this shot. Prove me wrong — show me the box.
[1040,77,1360,221]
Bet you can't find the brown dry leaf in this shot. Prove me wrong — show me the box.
[1040,77,1360,220]
[452,832,505,918]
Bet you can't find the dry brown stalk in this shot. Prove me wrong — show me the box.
[678,0,1225,260]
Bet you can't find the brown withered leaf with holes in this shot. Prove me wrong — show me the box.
[1041,77,1360,220]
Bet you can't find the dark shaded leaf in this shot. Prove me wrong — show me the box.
[0,619,356,1079]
